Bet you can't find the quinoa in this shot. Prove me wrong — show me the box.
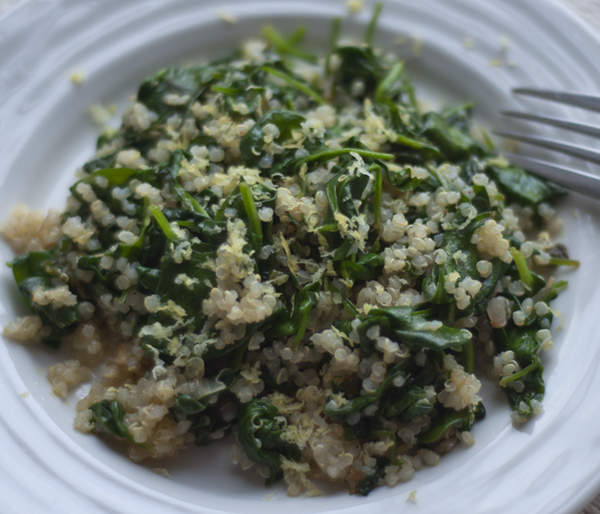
[0,204,62,254]
[2,14,577,497]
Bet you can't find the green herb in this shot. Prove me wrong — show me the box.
[262,25,318,63]
[90,400,149,450]
[237,399,301,485]
[365,2,383,47]
[261,66,328,106]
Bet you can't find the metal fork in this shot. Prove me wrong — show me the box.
[496,89,600,198]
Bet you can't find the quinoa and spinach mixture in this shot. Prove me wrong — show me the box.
[2,18,578,496]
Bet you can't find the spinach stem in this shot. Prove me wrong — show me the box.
[548,257,580,268]
[291,307,312,347]
[371,236,381,254]
[375,62,404,103]
[215,186,238,222]
[180,188,209,217]
[316,223,339,233]
[480,128,496,151]
[262,26,317,63]
[541,280,568,303]
[295,148,393,167]
[326,279,358,317]
[428,164,450,190]
[287,26,307,46]
[446,302,455,325]
[500,359,541,387]
[211,85,239,95]
[394,133,433,150]
[325,17,341,77]
[330,16,341,49]
[240,182,263,253]
[365,2,383,46]
[510,248,534,289]
[373,165,382,228]
[412,308,434,317]
[463,340,474,374]
[261,66,327,105]
[341,296,359,318]
[148,205,180,241]
[407,84,418,111]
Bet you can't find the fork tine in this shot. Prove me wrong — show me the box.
[504,153,600,198]
[501,110,600,139]
[513,88,600,112]
[494,130,600,165]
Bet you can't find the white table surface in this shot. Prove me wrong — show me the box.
[0,0,599,512]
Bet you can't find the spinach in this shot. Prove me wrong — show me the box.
[421,108,485,161]
[10,249,79,347]
[240,110,307,168]
[237,399,300,485]
[332,46,382,94]
[89,400,149,449]
[384,385,434,421]
[266,281,320,346]
[173,393,210,417]
[325,360,411,424]
[495,328,545,415]
[355,456,394,496]
[472,259,510,311]
[353,306,469,354]
[137,66,215,118]
[263,25,318,64]
[141,239,215,356]
[388,163,439,191]
[394,322,472,351]
[487,164,566,206]
[82,167,139,187]
[340,253,384,282]
[418,404,484,444]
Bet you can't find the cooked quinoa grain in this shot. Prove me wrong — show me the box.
[1,204,62,254]
[2,16,577,497]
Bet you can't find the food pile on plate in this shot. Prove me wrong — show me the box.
[1,12,576,496]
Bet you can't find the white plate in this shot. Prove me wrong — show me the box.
[1,0,600,513]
